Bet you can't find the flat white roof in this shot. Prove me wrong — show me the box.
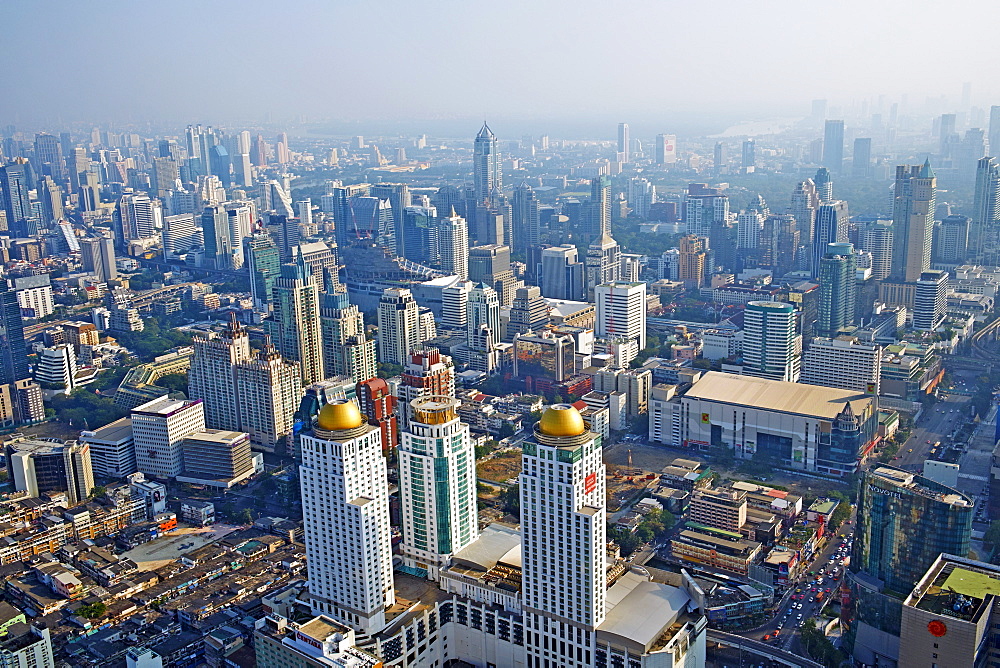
[685,371,872,419]
[598,571,690,650]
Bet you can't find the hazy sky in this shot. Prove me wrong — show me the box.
[4,0,998,134]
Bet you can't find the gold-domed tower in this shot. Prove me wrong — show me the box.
[533,403,591,447]
[313,399,368,439]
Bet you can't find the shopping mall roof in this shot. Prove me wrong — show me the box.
[684,371,872,419]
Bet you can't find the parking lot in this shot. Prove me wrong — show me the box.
[123,523,240,571]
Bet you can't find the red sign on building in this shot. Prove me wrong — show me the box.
[585,472,597,494]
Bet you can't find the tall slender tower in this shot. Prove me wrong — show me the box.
[742,301,801,382]
[890,160,936,283]
[0,159,35,236]
[812,200,849,279]
[970,156,1000,262]
[377,287,421,366]
[617,122,630,163]
[521,404,607,668]
[320,286,376,384]
[512,182,540,252]
[399,396,478,580]
[244,233,281,310]
[234,337,302,454]
[266,255,324,384]
[437,209,469,279]
[817,243,857,338]
[188,315,253,432]
[585,233,621,300]
[790,179,819,245]
[473,123,501,205]
[299,400,394,634]
[823,120,845,173]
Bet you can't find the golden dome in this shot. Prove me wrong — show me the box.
[316,399,364,431]
[538,404,586,437]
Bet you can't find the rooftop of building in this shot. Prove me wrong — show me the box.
[907,554,1000,624]
[182,429,247,445]
[80,417,133,442]
[685,371,872,420]
[808,498,839,515]
[132,395,200,416]
[596,570,695,654]
[870,466,972,507]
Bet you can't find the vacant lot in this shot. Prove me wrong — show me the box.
[123,523,240,571]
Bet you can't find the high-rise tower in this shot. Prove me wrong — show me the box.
[299,400,394,634]
[617,122,630,163]
[376,287,422,367]
[595,281,647,365]
[320,287,376,384]
[742,301,801,382]
[473,123,501,206]
[398,396,478,580]
[437,210,469,280]
[512,182,540,252]
[817,242,857,338]
[266,255,324,384]
[823,120,845,173]
[234,337,302,454]
[188,315,253,432]
[890,160,936,283]
[521,404,607,668]
[970,156,1000,262]
[812,200,849,279]
[396,347,455,431]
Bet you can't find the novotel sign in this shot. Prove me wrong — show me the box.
[867,484,902,500]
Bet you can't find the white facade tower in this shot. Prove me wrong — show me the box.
[742,300,801,383]
[299,400,395,635]
[520,404,607,668]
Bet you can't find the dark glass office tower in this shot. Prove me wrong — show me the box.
[0,279,28,385]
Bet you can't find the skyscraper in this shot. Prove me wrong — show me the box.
[202,205,236,270]
[189,315,253,433]
[473,123,501,205]
[790,179,818,245]
[584,233,621,300]
[852,465,972,608]
[990,105,1000,157]
[162,213,201,258]
[0,279,28,386]
[398,396,478,580]
[587,174,612,238]
[79,235,117,284]
[678,234,708,287]
[814,167,833,203]
[131,396,206,479]
[521,404,606,668]
[741,139,756,173]
[817,242,857,338]
[512,182,540,252]
[266,255,324,384]
[970,156,1000,262]
[320,287,376,384]
[377,287,421,366]
[617,122,630,163]
[466,283,500,348]
[852,137,872,178]
[823,119,845,173]
[859,220,894,280]
[355,377,398,452]
[655,133,677,165]
[540,245,586,301]
[742,301,801,382]
[890,160,936,283]
[437,210,469,279]
[913,270,948,331]
[812,200,849,279]
[0,159,35,237]
[299,400,394,633]
[113,192,160,249]
[244,233,281,310]
[595,281,647,365]
[234,337,302,454]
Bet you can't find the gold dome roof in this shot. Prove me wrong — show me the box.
[317,399,364,431]
[538,404,586,437]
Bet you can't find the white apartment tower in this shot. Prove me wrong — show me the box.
[377,287,422,366]
[188,315,252,432]
[800,336,882,395]
[234,338,302,454]
[441,279,473,330]
[399,396,478,580]
[438,210,469,280]
[595,281,647,366]
[299,400,395,635]
[131,396,206,478]
[521,404,607,668]
[467,283,500,348]
[742,301,801,383]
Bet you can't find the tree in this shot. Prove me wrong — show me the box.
[499,484,520,518]
[90,486,106,498]
[499,422,516,439]
[377,363,404,379]
[985,521,1000,548]
[157,373,189,395]
[77,601,107,619]
[239,508,254,525]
